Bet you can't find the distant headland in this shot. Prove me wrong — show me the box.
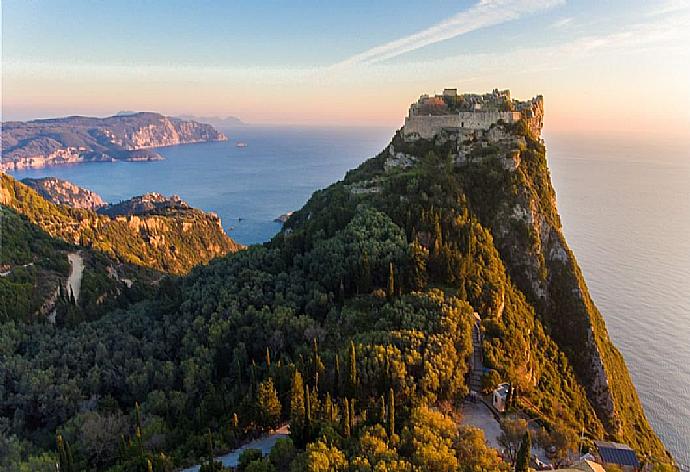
[0,112,227,171]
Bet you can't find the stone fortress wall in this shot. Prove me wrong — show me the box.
[387,89,545,174]
[403,111,521,140]
[401,88,543,141]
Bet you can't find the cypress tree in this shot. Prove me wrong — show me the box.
[433,214,443,256]
[348,341,357,398]
[265,347,271,369]
[304,384,312,432]
[387,388,395,437]
[334,354,341,396]
[290,371,305,428]
[312,337,323,390]
[387,261,395,298]
[290,370,306,447]
[379,395,386,424]
[349,398,355,435]
[206,429,214,468]
[359,250,371,294]
[343,398,351,438]
[134,402,144,460]
[56,433,74,472]
[515,432,531,472]
[119,434,127,462]
[249,360,257,398]
[324,392,332,422]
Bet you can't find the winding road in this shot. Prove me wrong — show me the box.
[181,425,289,471]
[67,252,84,302]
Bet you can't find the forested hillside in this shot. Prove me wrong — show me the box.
[0,118,673,470]
[1,175,242,275]
[0,206,157,324]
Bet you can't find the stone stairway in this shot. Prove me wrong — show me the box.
[469,321,484,393]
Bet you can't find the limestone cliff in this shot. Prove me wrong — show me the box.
[1,112,227,171]
[21,177,107,211]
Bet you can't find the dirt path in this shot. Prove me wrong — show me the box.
[67,252,84,302]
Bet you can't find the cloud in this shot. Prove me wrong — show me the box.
[330,0,564,68]
[549,17,574,28]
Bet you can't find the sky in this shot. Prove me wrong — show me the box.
[2,0,690,140]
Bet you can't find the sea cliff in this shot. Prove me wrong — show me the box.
[1,112,227,171]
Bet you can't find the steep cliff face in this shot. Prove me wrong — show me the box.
[21,177,107,210]
[463,124,666,454]
[281,93,669,460]
[1,112,227,170]
[1,175,242,275]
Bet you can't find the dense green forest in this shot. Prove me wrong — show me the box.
[0,119,673,470]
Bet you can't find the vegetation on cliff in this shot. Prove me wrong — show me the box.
[1,174,242,275]
[0,117,673,470]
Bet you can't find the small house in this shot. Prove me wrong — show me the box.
[492,383,510,412]
[594,441,640,472]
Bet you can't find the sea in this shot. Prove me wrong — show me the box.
[9,126,690,467]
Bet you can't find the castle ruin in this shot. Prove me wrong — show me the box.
[402,88,544,141]
[383,89,545,173]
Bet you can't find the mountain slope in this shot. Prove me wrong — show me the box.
[278,115,666,456]
[1,174,242,275]
[0,92,673,470]
[0,206,159,323]
[1,112,227,171]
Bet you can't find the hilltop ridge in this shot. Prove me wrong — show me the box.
[1,112,227,171]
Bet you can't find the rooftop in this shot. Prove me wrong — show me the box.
[594,441,640,468]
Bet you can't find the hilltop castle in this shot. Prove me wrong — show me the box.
[382,89,545,173]
[402,88,544,141]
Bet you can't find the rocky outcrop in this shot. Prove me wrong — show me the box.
[1,112,226,171]
[1,174,242,275]
[21,177,107,210]
[99,192,191,217]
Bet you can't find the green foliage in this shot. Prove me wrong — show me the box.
[0,120,671,469]
[238,449,264,471]
[515,432,531,472]
[257,379,282,431]
[2,174,240,276]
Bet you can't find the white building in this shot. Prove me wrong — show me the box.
[492,383,510,412]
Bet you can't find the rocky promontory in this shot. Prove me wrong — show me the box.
[1,175,242,275]
[21,177,107,211]
[1,112,227,171]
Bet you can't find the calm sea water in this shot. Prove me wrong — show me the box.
[10,127,690,466]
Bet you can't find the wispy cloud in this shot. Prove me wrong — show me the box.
[646,0,690,16]
[550,17,574,28]
[331,0,564,68]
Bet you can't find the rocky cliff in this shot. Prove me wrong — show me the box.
[1,175,242,275]
[1,112,227,171]
[281,90,671,462]
[21,177,107,211]
[99,192,192,217]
